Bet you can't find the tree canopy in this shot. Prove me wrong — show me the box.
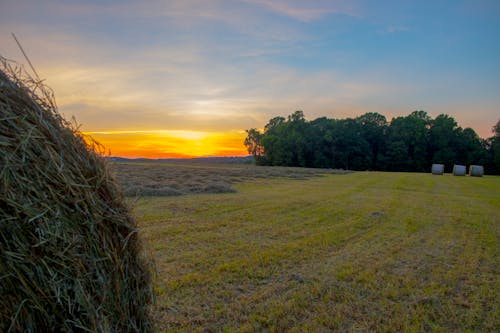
[245,111,499,174]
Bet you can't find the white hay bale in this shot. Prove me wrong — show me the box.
[452,164,466,176]
[431,164,444,175]
[469,165,484,177]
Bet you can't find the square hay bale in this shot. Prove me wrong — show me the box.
[452,164,466,176]
[431,164,444,175]
[469,165,484,177]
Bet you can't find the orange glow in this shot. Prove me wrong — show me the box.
[82,130,248,158]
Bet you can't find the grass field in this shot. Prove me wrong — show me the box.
[113,162,348,196]
[120,164,499,332]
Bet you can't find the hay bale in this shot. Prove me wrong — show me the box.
[452,164,466,176]
[469,165,484,177]
[431,164,444,175]
[0,57,153,332]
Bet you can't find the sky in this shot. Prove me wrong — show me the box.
[1,0,499,158]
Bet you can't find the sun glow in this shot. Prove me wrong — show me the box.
[83,130,248,158]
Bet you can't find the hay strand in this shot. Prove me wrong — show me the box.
[11,33,41,82]
[0,55,153,332]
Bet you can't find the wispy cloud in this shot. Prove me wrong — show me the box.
[4,32,419,133]
[243,0,360,22]
[382,25,411,34]
[1,0,498,157]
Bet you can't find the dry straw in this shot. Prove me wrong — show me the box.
[0,55,153,332]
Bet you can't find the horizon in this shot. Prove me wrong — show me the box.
[1,0,499,158]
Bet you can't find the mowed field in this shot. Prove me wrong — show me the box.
[115,163,500,332]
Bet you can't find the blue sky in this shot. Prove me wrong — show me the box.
[1,0,499,156]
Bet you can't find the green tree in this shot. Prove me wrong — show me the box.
[260,111,313,167]
[310,117,336,168]
[429,114,459,172]
[330,119,370,170]
[261,116,290,166]
[356,112,388,169]
[250,110,491,173]
[455,127,486,168]
[386,112,430,171]
[244,128,264,164]
[264,116,286,132]
[490,119,500,174]
[288,110,305,123]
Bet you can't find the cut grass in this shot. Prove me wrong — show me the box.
[132,171,499,332]
[111,162,349,196]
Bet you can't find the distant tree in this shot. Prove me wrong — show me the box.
[455,127,486,168]
[386,112,430,171]
[287,111,310,167]
[384,140,409,170]
[259,111,313,167]
[490,119,500,174]
[248,110,491,173]
[261,116,291,166]
[356,112,387,169]
[310,117,336,168]
[429,114,459,172]
[264,116,286,132]
[330,119,370,170]
[410,110,432,122]
[288,110,305,123]
[244,128,264,163]
[494,119,500,137]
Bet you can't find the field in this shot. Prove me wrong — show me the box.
[113,163,500,332]
[112,162,349,196]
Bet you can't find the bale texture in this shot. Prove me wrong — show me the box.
[431,164,444,175]
[469,165,484,177]
[452,164,466,176]
[0,57,153,332]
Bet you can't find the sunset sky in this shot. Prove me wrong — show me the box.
[1,0,499,158]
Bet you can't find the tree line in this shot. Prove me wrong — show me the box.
[244,110,500,174]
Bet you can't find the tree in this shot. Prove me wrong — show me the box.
[264,116,285,132]
[490,119,500,174]
[244,128,264,161]
[260,111,312,167]
[429,114,459,172]
[261,117,290,166]
[385,112,430,171]
[310,117,336,168]
[455,127,485,168]
[330,119,370,170]
[410,110,431,122]
[356,112,388,170]
[288,110,305,123]
[248,110,491,173]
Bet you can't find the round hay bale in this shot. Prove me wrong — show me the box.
[469,165,484,177]
[452,164,466,176]
[0,57,153,331]
[431,163,444,175]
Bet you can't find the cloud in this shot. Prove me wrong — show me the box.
[382,26,410,34]
[2,0,497,150]
[243,0,360,22]
[1,0,357,24]
[17,43,413,134]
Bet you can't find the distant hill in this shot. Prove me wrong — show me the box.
[108,156,254,164]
